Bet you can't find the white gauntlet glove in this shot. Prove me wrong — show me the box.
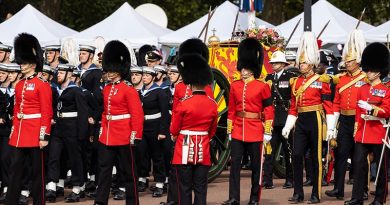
[263,134,272,143]
[326,114,335,141]
[358,100,373,111]
[282,115,297,139]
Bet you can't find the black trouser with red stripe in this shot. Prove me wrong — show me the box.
[333,115,355,197]
[229,139,262,202]
[352,142,388,203]
[176,164,209,205]
[292,111,323,200]
[5,147,45,205]
[95,142,138,205]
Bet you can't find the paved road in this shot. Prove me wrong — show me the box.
[47,170,368,204]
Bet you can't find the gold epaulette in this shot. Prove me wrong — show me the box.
[318,74,331,83]
[331,72,347,85]
[289,77,298,86]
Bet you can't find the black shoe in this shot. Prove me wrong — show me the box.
[137,181,147,192]
[307,195,320,204]
[86,190,96,199]
[56,186,64,197]
[152,188,164,197]
[283,181,293,189]
[113,190,125,200]
[0,192,6,203]
[325,189,340,197]
[111,187,119,195]
[346,179,354,185]
[221,198,239,205]
[18,195,28,205]
[288,194,303,204]
[247,200,259,205]
[263,183,274,189]
[85,180,96,192]
[363,192,368,200]
[369,200,383,205]
[344,199,363,205]
[303,179,312,186]
[45,189,56,203]
[65,192,80,203]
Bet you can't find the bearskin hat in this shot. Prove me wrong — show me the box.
[177,54,212,86]
[237,38,263,79]
[137,44,153,66]
[361,42,390,75]
[178,38,209,60]
[102,40,131,78]
[14,33,44,71]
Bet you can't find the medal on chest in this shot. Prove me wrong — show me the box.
[26,83,35,91]
[371,89,386,97]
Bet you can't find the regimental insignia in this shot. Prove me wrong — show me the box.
[124,80,133,87]
[278,81,289,88]
[26,83,35,91]
[372,89,386,97]
[57,101,62,111]
[310,81,322,89]
[355,81,366,87]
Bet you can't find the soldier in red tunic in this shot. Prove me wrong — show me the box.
[282,32,334,204]
[94,41,144,205]
[171,53,218,205]
[6,33,53,205]
[344,43,390,205]
[222,38,274,205]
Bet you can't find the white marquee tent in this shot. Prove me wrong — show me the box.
[0,4,77,46]
[365,20,390,43]
[159,1,274,46]
[275,0,374,48]
[69,2,172,47]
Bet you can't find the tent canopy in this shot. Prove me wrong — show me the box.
[275,0,374,48]
[159,1,273,46]
[365,20,390,42]
[69,2,172,47]
[0,4,77,46]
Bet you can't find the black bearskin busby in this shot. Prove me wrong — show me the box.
[361,43,389,76]
[178,38,209,60]
[237,38,263,79]
[14,33,44,71]
[177,54,212,86]
[137,44,153,66]
[102,40,131,78]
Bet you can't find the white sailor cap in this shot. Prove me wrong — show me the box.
[45,45,61,52]
[154,65,167,73]
[5,63,21,72]
[0,44,12,52]
[142,66,156,75]
[42,65,53,74]
[57,64,75,71]
[168,65,179,73]
[79,44,96,53]
[130,66,143,73]
[0,63,7,71]
[72,69,82,77]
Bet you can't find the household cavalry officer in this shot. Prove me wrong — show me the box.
[263,51,296,189]
[282,31,334,204]
[137,66,169,197]
[45,64,89,203]
[171,54,218,205]
[344,43,390,205]
[0,44,12,64]
[94,40,144,205]
[6,33,53,205]
[325,29,367,200]
[222,38,274,205]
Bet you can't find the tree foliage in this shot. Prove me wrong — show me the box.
[0,0,388,31]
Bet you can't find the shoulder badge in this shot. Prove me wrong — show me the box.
[37,76,48,83]
[318,74,331,83]
[123,80,133,87]
[180,95,193,102]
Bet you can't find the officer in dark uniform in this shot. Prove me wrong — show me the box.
[263,51,296,189]
[146,49,162,68]
[94,40,144,205]
[0,44,12,64]
[45,64,89,202]
[138,66,169,197]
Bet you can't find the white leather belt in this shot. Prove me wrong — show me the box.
[57,112,78,118]
[144,112,161,120]
[180,130,209,135]
[17,113,41,120]
[106,114,131,121]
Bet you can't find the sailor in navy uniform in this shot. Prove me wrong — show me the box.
[137,66,169,197]
[0,64,10,201]
[0,44,12,64]
[130,66,143,91]
[46,64,89,203]
[154,65,170,89]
